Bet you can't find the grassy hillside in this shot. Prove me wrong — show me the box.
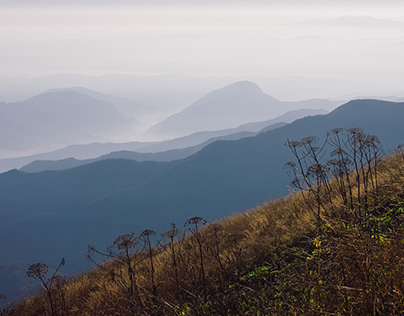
[2,99,404,290]
[5,131,404,315]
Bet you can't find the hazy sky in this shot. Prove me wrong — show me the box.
[1,0,404,97]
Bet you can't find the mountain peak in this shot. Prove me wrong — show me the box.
[208,81,267,97]
[329,99,404,117]
[27,89,93,105]
[145,81,341,139]
[191,81,278,107]
[223,80,262,92]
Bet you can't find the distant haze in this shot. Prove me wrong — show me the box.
[0,1,403,159]
[0,1,404,101]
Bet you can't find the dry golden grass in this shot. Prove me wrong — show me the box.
[7,151,404,315]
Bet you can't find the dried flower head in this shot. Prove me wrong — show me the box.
[27,263,49,279]
[161,224,181,240]
[186,216,205,225]
[330,127,344,135]
[301,136,318,145]
[140,229,156,237]
[285,140,302,148]
[113,233,138,250]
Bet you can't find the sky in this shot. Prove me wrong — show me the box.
[1,0,404,99]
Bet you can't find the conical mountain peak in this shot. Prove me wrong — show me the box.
[217,80,264,94]
[198,81,277,104]
[145,81,284,139]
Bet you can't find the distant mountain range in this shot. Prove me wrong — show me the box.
[0,141,155,174]
[1,99,404,302]
[0,108,327,173]
[46,87,157,124]
[0,81,337,160]
[144,81,342,139]
[19,108,327,173]
[0,73,228,114]
[19,122,287,173]
[0,90,140,157]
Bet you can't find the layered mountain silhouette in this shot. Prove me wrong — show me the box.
[144,81,341,139]
[0,80,336,161]
[1,99,404,302]
[0,141,157,174]
[139,108,328,153]
[0,108,326,173]
[47,87,157,124]
[18,108,327,173]
[0,90,138,157]
[18,123,285,173]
